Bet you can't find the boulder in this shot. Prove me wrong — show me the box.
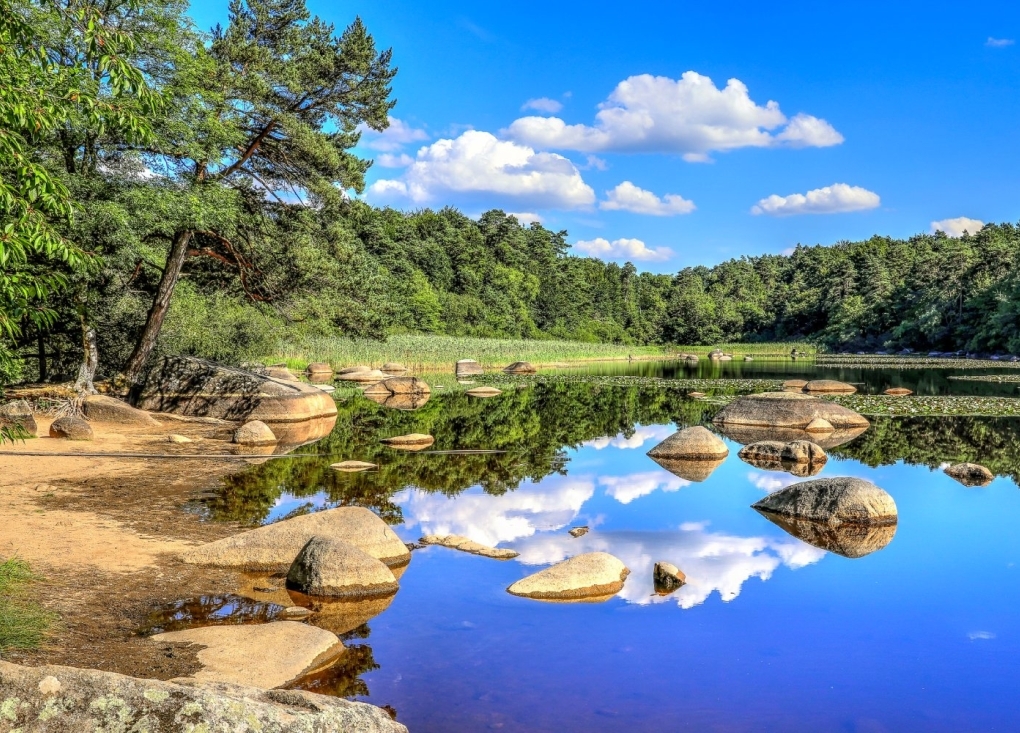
[234,420,277,446]
[0,660,407,733]
[650,456,725,482]
[752,477,897,526]
[286,537,399,598]
[337,365,371,375]
[568,526,589,538]
[466,386,502,397]
[504,361,537,374]
[761,513,897,558]
[266,366,298,381]
[0,399,38,437]
[152,621,343,689]
[783,379,808,389]
[805,417,834,433]
[420,534,519,559]
[338,369,388,383]
[507,552,630,601]
[802,379,857,394]
[363,376,431,397]
[712,392,870,430]
[944,462,994,487]
[134,356,337,424]
[647,425,729,460]
[365,391,430,411]
[884,387,913,396]
[380,433,434,451]
[738,440,785,462]
[781,440,827,465]
[305,362,333,375]
[182,506,411,570]
[331,460,377,472]
[455,359,484,377]
[48,415,93,441]
[653,561,686,593]
[381,362,407,373]
[82,394,160,427]
[708,349,724,360]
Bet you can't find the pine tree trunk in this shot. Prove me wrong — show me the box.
[123,229,193,384]
[73,325,98,395]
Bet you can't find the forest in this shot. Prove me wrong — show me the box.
[3,0,1020,391]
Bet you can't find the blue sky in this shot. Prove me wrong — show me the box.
[189,1,1020,272]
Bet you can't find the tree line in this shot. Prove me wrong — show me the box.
[3,0,1019,392]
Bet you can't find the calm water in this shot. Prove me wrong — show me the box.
[188,362,1020,732]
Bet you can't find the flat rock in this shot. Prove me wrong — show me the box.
[802,379,857,394]
[688,391,706,398]
[753,477,898,526]
[455,359,483,377]
[234,420,277,446]
[884,387,913,396]
[381,362,407,372]
[717,423,868,450]
[647,425,728,460]
[0,399,38,436]
[504,361,537,374]
[183,506,411,570]
[944,462,994,487]
[153,621,343,689]
[365,391,431,410]
[338,369,388,383]
[466,386,502,397]
[713,392,870,430]
[266,366,298,381]
[0,660,407,732]
[380,433,434,450]
[331,460,377,472]
[286,537,399,597]
[420,534,519,559]
[568,526,589,538]
[48,415,93,441]
[337,365,371,374]
[507,552,630,601]
[653,561,686,593]
[783,379,808,389]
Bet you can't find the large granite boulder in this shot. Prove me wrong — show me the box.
[0,660,407,732]
[713,392,870,430]
[286,537,399,598]
[82,394,160,426]
[48,415,93,441]
[752,477,897,526]
[183,506,410,570]
[944,462,994,487]
[134,356,337,424]
[647,426,729,460]
[507,552,629,601]
[0,399,38,437]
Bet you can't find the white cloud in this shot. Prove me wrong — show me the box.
[367,130,596,210]
[522,97,563,114]
[986,37,1015,48]
[968,631,996,640]
[573,237,673,262]
[360,116,429,152]
[585,424,674,451]
[599,471,689,505]
[600,181,695,216]
[581,155,608,171]
[751,183,880,216]
[375,153,414,168]
[747,471,799,493]
[508,212,542,225]
[930,217,984,238]
[505,72,843,160]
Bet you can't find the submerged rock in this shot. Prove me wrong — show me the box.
[568,526,589,538]
[286,537,399,598]
[456,359,483,377]
[752,477,897,526]
[759,513,897,558]
[647,425,729,460]
[712,392,870,430]
[49,415,93,441]
[234,420,277,446]
[0,399,37,437]
[152,621,343,689]
[0,660,407,732]
[331,460,377,472]
[507,552,630,601]
[420,534,519,559]
[183,506,411,570]
[802,379,857,394]
[466,386,502,397]
[504,361,537,374]
[738,440,785,462]
[944,462,994,487]
[653,561,687,593]
[380,433,434,450]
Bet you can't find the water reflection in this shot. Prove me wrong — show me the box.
[755,512,897,558]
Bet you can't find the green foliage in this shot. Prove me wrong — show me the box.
[0,558,56,651]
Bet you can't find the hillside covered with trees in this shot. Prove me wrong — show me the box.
[2,0,1019,390]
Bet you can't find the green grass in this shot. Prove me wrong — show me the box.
[0,558,56,651]
[268,335,815,372]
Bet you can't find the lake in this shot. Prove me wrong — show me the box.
[175,359,1020,732]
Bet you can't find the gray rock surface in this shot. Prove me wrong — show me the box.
[752,477,898,526]
[780,440,828,465]
[48,415,93,441]
[0,399,37,437]
[0,660,407,732]
[286,537,399,597]
[647,425,729,460]
[507,552,630,601]
[713,392,870,430]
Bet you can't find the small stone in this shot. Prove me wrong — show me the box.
[82,395,159,426]
[802,380,857,394]
[804,417,834,433]
[381,362,407,373]
[568,526,589,538]
[37,676,61,695]
[466,386,502,397]
[944,462,994,487]
[507,552,630,601]
[688,391,706,398]
[653,561,686,593]
[49,416,93,441]
[884,387,913,396]
[331,460,377,472]
[252,586,278,593]
[380,433,434,450]
[419,534,519,560]
[233,420,277,446]
[286,536,399,598]
[167,434,193,443]
[282,606,312,618]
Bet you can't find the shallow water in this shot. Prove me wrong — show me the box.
[186,363,1020,732]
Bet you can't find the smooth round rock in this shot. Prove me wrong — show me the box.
[82,395,159,427]
[233,420,277,446]
[381,362,407,372]
[363,376,430,396]
[266,366,298,381]
[306,362,333,375]
[49,416,93,441]
[884,387,913,396]
[712,392,870,429]
[507,552,630,601]
[286,536,399,598]
[504,361,537,374]
[167,434,193,444]
[944,462,994,487]
[466,386,502,397]
[647,426,728,460]
[802,379,857,394]
[337,365,371,375]
[752,477,897,526]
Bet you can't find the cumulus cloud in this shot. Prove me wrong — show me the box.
[367,130,596,210]
[930,217,984,237]
[375,153,414,168]
[505,72,843,160]
[360,116,429,152]
[573,237,673,262]
[751,183,880,216]
[747,471,799,493]
[508,212,543,225]
[522,97,563,114]
[600,181,696,216]
[986,37,1015,47]
[598,471,689,505]
[968,631,996,640]
[585,424,674,451]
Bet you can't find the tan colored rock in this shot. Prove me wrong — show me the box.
[507,552,630,601]
[781,440,828,465]
[49,416,93,441]
[504,361,537,374]
[365,391,431,411]
[305,362,333,375]
[466,386,502,397]
[647,425,728,460]
[286,537,399,598]
[363,376,431,396]
[650,456,725,482]
[81,395,159,426]
[653,561,686,592]
[713,392,870,430]
[568,526,589,538]
[331,460,377,472]
[338,369,388,383]
[688,391,706,398]
[884,387,913,396]
[420,534,519,559]
[167,433,192,443]
[337,365,371,375]
[944,462,994,487]
[455,359,484,377]
[717,423,867,450]
[380,433,434,450]
[182,506,411,570]
[234,420,277,446]
[752,477,898,526]
[783,379,808,389]
[152,621,343,689]
[805,417,835,433]
[291,594,396,637]
[738,440,786,462]
[381,362,408,372]
[0,399,37,437]
[802,379,857,394]
[760,513,897,558]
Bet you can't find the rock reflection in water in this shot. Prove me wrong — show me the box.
[287,624,381,700]
[739,455,824,478]
[754,511,897,558]
[138,594,288,635]
[649,456,725,482]
[364,392,430,411]
[716,424,868,450]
